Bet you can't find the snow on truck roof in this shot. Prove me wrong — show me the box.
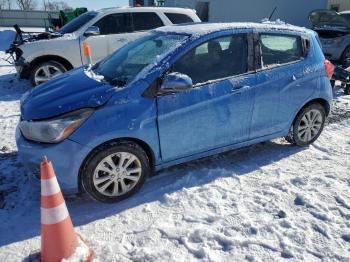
[98,6,196,14]
[154,21,313,36]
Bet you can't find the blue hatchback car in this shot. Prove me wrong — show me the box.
[17,23,333,202]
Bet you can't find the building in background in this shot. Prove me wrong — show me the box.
[328,0,350,11]
[130,0,330,27]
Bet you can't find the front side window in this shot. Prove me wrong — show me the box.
[93,33,188,86]
[173,34,248,85]
[132,12,164,31]
[164,12,194,24]
[93,13,132,35]
[260,34,302,67]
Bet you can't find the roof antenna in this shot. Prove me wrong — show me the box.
[268,6,277,21]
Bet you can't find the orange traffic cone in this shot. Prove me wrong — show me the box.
[83,41,92,65]
[39,156,93,262]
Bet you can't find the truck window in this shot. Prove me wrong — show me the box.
[93,13,132,35]
[164,13,194,24]
[132,12,164,31]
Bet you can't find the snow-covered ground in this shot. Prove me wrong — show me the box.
[0,49,350,261]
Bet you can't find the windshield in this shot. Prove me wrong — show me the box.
[93,33,188,86]
[59,11,98,34]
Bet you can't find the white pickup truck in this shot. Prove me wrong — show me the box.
[8,7,200,86]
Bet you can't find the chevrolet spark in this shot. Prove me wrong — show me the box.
[17,23,333,203]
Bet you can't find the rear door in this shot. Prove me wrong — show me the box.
[250,32,311,139]
[157,32,256,161]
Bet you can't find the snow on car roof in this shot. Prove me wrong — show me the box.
[154,21,312,36]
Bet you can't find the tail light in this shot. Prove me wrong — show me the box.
[324,59,334,80]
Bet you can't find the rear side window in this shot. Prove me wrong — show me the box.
[94,13,132,34]
[132,12,164,31]
[173,34,248,85]
[164,12,194,24]
[260,34,303,67]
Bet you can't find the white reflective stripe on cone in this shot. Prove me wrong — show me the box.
[41,202,69,225]
[41,176,61,196]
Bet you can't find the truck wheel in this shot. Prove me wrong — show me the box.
[81,141,150,203]
[345,84,350,95]
[341,45,350,67]
[30,61,66,86]
[285,103,326,146]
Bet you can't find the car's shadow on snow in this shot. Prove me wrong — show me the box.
[0,72,31,100]
[67,139,304,227]
[0,135,306,247]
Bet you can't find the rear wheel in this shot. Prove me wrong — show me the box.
[345,84,350,95]
[285,103,326,146]
[81,141,150,203]
[341,45,350,67]
[30,60,66,86]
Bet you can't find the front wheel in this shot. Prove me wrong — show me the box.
[81,141,150,203]
[285,103,326,146]
[30,60,66,86]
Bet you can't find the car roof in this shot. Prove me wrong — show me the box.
[97,6,196,14]
[154,21,312,36]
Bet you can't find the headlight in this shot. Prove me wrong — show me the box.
[19,108,94,143]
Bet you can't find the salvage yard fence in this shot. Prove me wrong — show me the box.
[0,9,59,28]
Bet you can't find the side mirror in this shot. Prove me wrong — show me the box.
[84,26,100,37]
[161,72,193,92]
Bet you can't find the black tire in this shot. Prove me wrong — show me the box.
[285,103,326,146]
[30,60,66,87]
[81,141,150,203]
[345,84,350,95]
[341,45,350,67]
[330,80,335,89]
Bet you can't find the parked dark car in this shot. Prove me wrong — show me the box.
[309,9,350,66]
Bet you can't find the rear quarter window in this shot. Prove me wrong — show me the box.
[260,34,303,67]
[132,12,164,31]
[164,12,194,24]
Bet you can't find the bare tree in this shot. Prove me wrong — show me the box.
[0,0,12,9]
[16,0,37,10]
[43,0,72,11]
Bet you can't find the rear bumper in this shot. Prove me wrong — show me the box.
[16,127,92,194]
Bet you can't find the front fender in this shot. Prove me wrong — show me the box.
[20,38,81,68]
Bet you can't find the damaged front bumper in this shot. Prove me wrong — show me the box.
[15,57,31,79]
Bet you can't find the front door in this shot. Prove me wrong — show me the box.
[157,33,256,161]
[82,13,134,64]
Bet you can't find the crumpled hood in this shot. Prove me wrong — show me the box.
[21,67,116,120]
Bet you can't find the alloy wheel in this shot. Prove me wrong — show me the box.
[34,64,63,85]
[92,152,142,197]
[297,109,323,143]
